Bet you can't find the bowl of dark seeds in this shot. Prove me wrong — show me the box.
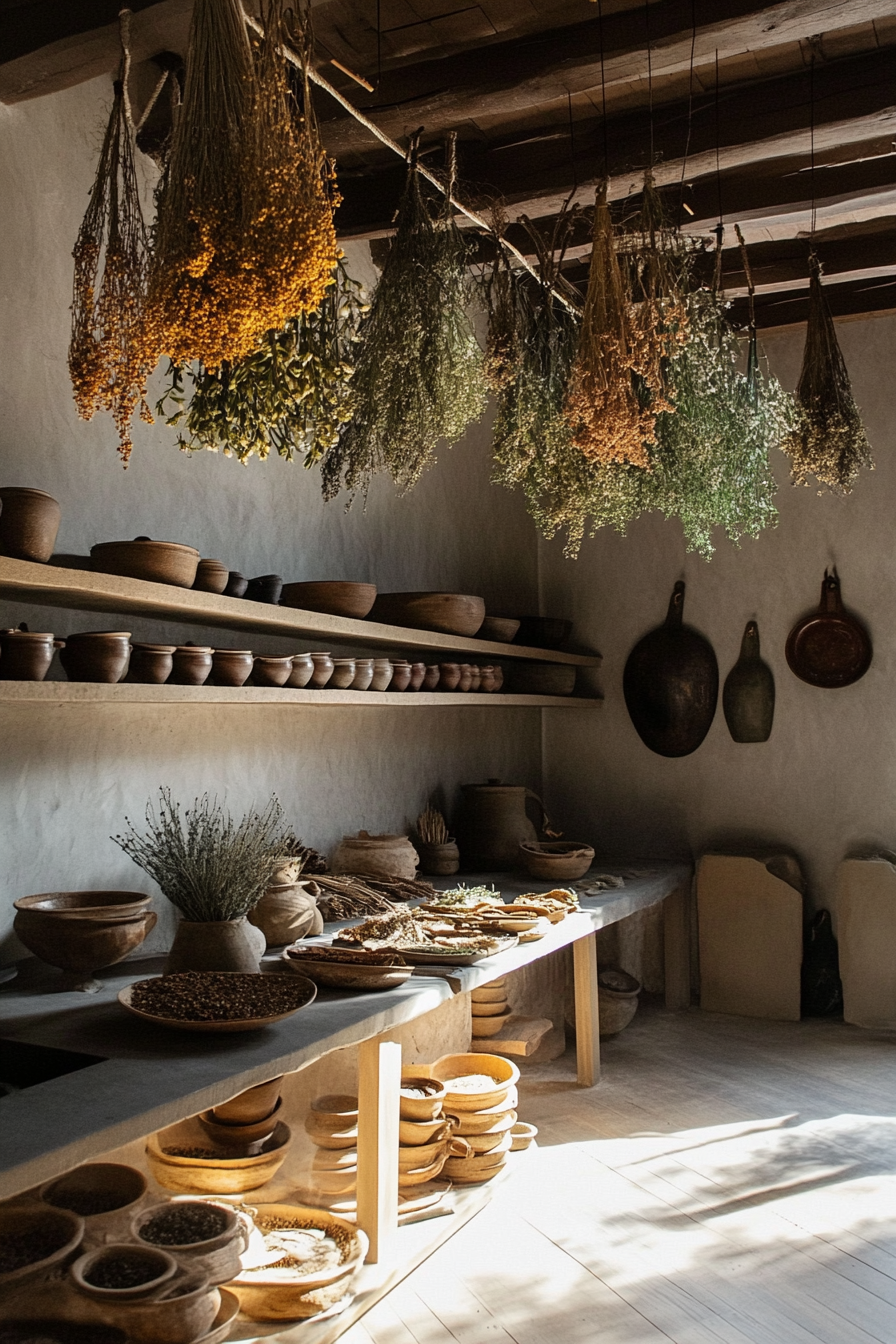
[118,971,317,1032]
[135,1199,234,1250]
[70,1242,177,1300]
[0,1206,84,1287]
[40,1162,147,1234]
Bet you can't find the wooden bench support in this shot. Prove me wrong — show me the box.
[663,878,692,1011]
[573,932,600,1087]
[356,1035,402,1264]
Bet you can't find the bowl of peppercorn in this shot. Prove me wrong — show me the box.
[134,1198,247,1284]
[69,1242,177,1300]
[0,1205,84,1288]
[118,970,317,1032]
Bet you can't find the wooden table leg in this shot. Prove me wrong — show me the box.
[356,1035,401,1265]
[663,879,691,1011]
[573,932,600,1087]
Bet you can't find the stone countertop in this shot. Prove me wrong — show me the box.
[0,863,689,1197]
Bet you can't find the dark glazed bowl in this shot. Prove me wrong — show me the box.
[193,559,229,594]
[225,571,249,598]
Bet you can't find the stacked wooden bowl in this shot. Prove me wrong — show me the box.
[303,1096,359,1200]
[398,1076,469,1188]
[430,1054,521,1185]
[471,978,511,1041]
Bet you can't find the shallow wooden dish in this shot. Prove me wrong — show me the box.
[231,1203,366,1319]
[370,592,486,638]
[471,1012,512,1037]
[443,1140,510,1180]
[450,1108,516,1138]
[465,1127,514,1155]
[398,1115,448,1146]
[312,1147,358,1172]
[471,985,508,1003]
[198,1097,283,1147]
[280,581,377,619]
[118,974,316,1033]
[477,616,520,643]
[520,840,595,881]
[510,1121,538,1151]
[90,540,199,588]
[282,948,412,992]
[449,1092,518,1134]
[146,1120,291,1194]
[398,1134,451,1170]
[399,1076,446,1121]
[397,1154,449,1187]
[395,938,517,966]
[471,999,509,1017]
[304,1120,359,1150]
[430,1053,520,1112]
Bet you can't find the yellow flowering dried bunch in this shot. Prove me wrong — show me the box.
[563,181,655,467]
[782,253,872,493]
[147,0,338,372]
[69,79,154,466]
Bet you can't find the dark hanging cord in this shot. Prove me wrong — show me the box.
[597,0,609,178]
[376,0,382,93]
[809,45,817,239]
[567,90,578,192]
[678,0,696,216]
[714,49,723,226]
[645,0,654,166]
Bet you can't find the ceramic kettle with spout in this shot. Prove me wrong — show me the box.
[456,779,553,871]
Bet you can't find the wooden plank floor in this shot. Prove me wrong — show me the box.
[339,1003,896,1344]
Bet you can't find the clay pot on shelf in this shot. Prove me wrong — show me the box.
[60,632,131,683]
[171,646,213,686]
[13,890,157,991]
[406,662,425,691]
[193,559,229,594]
[211,649,253,687]
[252,656,293,688]
[40,1163,148,1247]
[0,487,61,562]
[126,643,175,685]
[146,1119,291,1194]
[199,1098,283,1149]
[224,571,248,598]
[133,1198,246,1286]
[350,658,374,691]
[417,840,460,876]
[439,662,461,691]
[468,666,482,692]
[514,616,573,649]
[214,1077,283,1124]
[329,658,356,690]
[309,652,334,688]
[70,1242,177,1301]
[478,616,520,644]
[493,665,504,691]
[247,881,323,947]
[164,917,267,974]
[0,628,57,680]
[479,666,497,693]
[91,539,200,589]
[370,592,486,637]
[370,658,393,691]
[245,574,283,604]
[280,580,377,619]
[0,1205,84,1290]
[421,664,440,691]
[288,653,314,688]
[389,661,412,691]
[331,831,419,880]
[103,1270,220,1344]
[457,665,473,693]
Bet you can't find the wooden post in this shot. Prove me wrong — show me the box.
[663,878,692,1011]
[573,932,600,1087]
[356,1036,401,1265]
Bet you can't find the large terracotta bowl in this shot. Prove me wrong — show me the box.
[280,581,377,619]
[369,592,486,637]
[91,540,200,588]
[14,891,156,987]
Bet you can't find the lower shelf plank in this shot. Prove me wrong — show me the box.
[0,682,601,708]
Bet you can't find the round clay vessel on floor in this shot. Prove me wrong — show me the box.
[194,559,229,594]
[164,917,266,973]
[126,643,175,685]
[0,487,61,562]
[252,656,293,688]
[0,629,56,680]
[245,574,283,604]
[309,652,334,688]
[329,658,356,689]
[288,654,314,688]
[60,632,131,683]
[439,663,461,691]
[350,659,374,691]
[211,649,253,687]
[390,662,412,691]
[171,646,213,686]
[225,571,248,598]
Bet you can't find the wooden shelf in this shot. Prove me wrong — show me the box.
[0,557,601,666]
[0,681,602,708]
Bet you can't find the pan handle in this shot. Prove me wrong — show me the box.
[821,570,843,614]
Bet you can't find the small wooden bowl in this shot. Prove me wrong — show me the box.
[213,1077,282,1124]
[280,581,377,619]
[430,1054,520,1112]
[471,999,509,1017]
[304,1095,359,1149]
[398,1133,451,1170]
[449,1094,518,1135]
[471,1013,512,1038]
[449,1108,516,1139]
[465,1127,513,1155]
[397,1154,449,1187]
[199,1097,283,1147]
[398,1115,449,1146]
[193,559,229,594]
[520,840,594,881]
[308,1094,359,1122]
[510,1121,538,1151]
[399,1076,446,1121]
[471,985,508,1003]
[443,1136,511,1180]
[312,1147,358,1172]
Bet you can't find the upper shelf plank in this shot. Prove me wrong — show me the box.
[0,557,601,666]
[0,682,602,708]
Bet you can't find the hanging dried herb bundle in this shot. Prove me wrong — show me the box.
[781,254,872,493]
[147,0,338,371]
[482,224,521,392]
[69,79,154,466]
[156,259,368,464]
[321,142,486,500]
[563,182,654,467]
[624,171,689,415]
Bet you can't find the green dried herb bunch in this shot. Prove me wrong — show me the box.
[114,789,292,921]
[782,253,872,493]
[156,258,368,464]
[321,138,487,500]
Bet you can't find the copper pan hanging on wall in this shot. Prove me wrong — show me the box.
[785,569,871,688]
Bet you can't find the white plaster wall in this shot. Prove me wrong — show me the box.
[0,79,542,960]
[540,312,896,913]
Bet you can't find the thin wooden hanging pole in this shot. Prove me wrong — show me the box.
[241,8,582,315]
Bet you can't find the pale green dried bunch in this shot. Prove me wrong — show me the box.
[321,151,487,500]
[782,257,872,493]
[156,259,367,465]
[114,789,291,921]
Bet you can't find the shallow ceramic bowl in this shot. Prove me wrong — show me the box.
[470,1012,512,1038]
[430,1054,520,1112]
[450,1108,516,1138]
[520,840,594,881]
[280,581,377,619]
[282,948,413,992]
[146,1121,292,1194]
[471,986,507,1003]
[304,1117,359,1150]
[70,1242,177,1300]
[312,1147,358,1172]
[464,1127,514,1155]
[0,1205,84,1288]
[118,974,316,1033]
[213,1077,282,1124]
[198,1097,283,1147]
[471,999,509,1017]
[510,1121,538,1151]
[370,592,486,638]
[478,616,521,643]
[90,540,199,588]
[14,890,151,920]
[399,1075,447,1121]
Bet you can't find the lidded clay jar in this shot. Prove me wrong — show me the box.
[60,631,131,684]
[127,643,176,685]
[0,628,58,681]
[170,646,213,686]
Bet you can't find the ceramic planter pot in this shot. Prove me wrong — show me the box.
[439,663,461,691]
[165,917,267,974]
[350,658,374,691]
[416,840,460,876]
[309,652,334,688]
[330,658,356,689]
[59,632,131,683]
[225,571,248,598]
[245,574,283,604]
[194,559,229,594]
[0,486,61,562]
[171,646,213,686]
[370,659,392,691]
[247,882,323,947]
[0,629,57,680]
[252,656,293,688]
[288,654,314,688]
[390,662,412,691]
[211,649,253,687]
[126,643,175,685]
[598,968,641,1036]
[331,831,419,880]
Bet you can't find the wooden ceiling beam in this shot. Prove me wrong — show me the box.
[728,275,896,327]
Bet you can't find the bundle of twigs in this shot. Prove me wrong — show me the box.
[417,807,449,845]
[147,0,338,372]
[321,135,486,500]
[781,253,872,493]
[69,78,154,466]
[308,872,436,921]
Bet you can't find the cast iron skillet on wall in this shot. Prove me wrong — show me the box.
[786,569,871,688]
[623,581,719,757]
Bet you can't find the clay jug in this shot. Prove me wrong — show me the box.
[456,780,550,871]
[248,881,324,948]
[723,621,774,742]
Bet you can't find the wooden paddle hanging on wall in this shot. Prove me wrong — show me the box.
[723,621,775,743]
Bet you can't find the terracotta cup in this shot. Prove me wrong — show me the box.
[370,659,393,691]
[0,487,61,562]
[350,658,374,691]
[493,665,504,691]
[288,654,314,688]
[330,658,356,690]
[439,662,461,691]
[127,643,175,685]
[0,629,57,681]
[309,652,334,688]
[390,661,412,691]
[171,646,213,686]
[252,656,293,688]
[211,649,254,687]
[60,632,131,683]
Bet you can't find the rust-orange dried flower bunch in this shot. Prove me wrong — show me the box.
[69,79,154,466]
